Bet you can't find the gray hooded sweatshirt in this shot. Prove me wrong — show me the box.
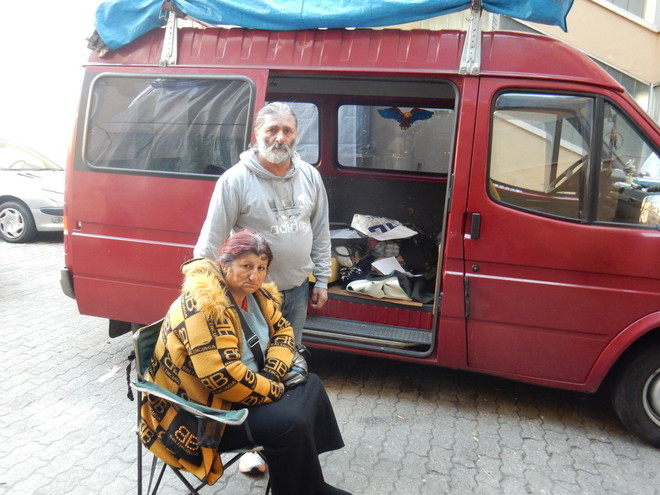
[194,149,331,291]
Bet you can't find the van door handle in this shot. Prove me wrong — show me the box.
[470,212,481,239]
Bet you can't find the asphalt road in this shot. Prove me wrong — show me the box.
[1,234,659,494]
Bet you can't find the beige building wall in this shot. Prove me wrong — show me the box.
[525,0,660,90]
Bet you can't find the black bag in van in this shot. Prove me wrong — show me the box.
[399,231,438,274]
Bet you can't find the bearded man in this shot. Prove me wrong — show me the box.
[194,102,331,347]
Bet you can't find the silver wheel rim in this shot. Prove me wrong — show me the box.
[0,208,25,239]
[643,367,660,428]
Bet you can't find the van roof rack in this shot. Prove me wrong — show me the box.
[160,1,179,67]
[458,0,482,75]
[158,0,485,74]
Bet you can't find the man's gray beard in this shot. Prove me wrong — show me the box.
[259,141,294,164]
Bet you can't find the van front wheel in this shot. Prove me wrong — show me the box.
[612,343,660,447]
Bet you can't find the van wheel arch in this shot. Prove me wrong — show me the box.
[611,339,660,447]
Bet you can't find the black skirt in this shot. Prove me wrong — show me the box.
[219,372,345,495]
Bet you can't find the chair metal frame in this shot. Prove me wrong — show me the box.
[130,319,270,495]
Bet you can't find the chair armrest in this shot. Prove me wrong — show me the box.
[131,380,249,426]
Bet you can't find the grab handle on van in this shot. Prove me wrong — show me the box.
[470,212,481,239]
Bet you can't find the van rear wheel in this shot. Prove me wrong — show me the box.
[611,343,660,447]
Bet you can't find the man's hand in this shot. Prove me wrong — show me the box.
[309,287,328,309]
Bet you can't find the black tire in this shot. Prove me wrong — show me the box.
[0,201,37,243]
[611,343,660,447]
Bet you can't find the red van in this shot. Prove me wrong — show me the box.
[60,26,660,446]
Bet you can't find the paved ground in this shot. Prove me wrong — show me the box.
[1,234,660,495]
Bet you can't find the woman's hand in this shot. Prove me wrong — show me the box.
[282,344,310,389]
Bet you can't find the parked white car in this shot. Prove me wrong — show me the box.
[0,140,64,242]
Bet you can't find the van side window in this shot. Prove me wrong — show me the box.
[85,76,253,175]
[489,94,593,220]
[489,93,660,228]
[281,102,319,164]
[597,103,660,226]
[337,104,454,174]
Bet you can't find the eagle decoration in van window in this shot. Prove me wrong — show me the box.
[377,107,434,130]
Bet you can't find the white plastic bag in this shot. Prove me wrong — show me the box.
[350,214,417,241]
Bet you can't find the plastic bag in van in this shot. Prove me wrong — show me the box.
[351,214,417,241]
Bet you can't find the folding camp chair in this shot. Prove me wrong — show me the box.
[130,319,270,495]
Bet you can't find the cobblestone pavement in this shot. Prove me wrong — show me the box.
[1,235,660,495]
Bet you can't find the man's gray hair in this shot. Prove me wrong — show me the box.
[254,102,298,130]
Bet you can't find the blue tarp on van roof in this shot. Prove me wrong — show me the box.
[94,0,574,51]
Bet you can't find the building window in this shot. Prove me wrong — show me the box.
[606,0,646,18]
[652,84,660,123]
[594,61,651,110]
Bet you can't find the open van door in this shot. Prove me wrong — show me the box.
[463,79,660,387]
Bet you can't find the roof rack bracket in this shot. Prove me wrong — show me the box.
[459,0,482,75]
[160,6,178,67]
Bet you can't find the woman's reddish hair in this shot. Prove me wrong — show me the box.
[218,230,273,266]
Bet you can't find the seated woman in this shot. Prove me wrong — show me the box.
[139,230,350,495]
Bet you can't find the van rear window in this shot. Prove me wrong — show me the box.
[84,75,253,176]
[337,104,454,174]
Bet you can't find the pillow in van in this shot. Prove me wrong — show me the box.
[346,275,411,301]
